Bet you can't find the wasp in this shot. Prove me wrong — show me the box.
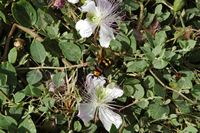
[93,48,112,77]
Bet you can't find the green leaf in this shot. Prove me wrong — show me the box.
[110,40,122,52]
[133,84,145,99]
[141,44,155,61]
[52,72,65,87]
[129,34,137,54]
[177,77,193,90]
[59,41,82,62]
[123,78,140,97]
[153,83,166,97]
[148,102,170,119]
[0,129,6,133]
[56,114,67,125]
[153,58,168,69]
[173,0,185,12]
[192,84,200,100]
[143,75,155,88]
[174,100,190,113]
[0,10,6,23]
[144,13,155,28]
[8,47,17,64]
[0,73,7,86]
[14,92,25,103]
[18,116,36,133]
[0,114,17,132]
[26,70,43,85]
[154,31,167,46]
[127,60,149,73]
[145,32,155,47]
[12,0,37,27]
[136,99,149,109]
[88,123,97,133]
[178,40,196,53]
[181,126,198,133]
[23,85,42,97]
[42,97,55,109]
[0,62,17,87]
[123,85,134,97]
[30,40,46,63]
[45,22,60,39]
[35,8,54,30]
[74,121,82,132]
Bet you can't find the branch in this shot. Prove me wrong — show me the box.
[1,23,44,61]
[149,69,195,104]
[16,63,88,71]
[119,99,139,112]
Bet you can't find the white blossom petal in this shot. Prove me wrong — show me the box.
[85,73,106,93]
[99,106,122,131]
[78,103,96,125]
[68,0,79,4]
[99,24,115,48]
[80,1,96,12]
[104,83,123,102]
[75,19,96,38]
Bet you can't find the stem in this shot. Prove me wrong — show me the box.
[16,63,88,71]
[2,24,17,61]
[180,15,185,28]
[149,69,195,104]
[137,1,144,31]
[15,24,44,42]
[1,23,44,61]
[119,99,139,111]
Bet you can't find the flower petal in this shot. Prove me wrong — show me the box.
[78,103,96,125]
[80,0,96,12]
[68,0,79,4]
[104,83,123,102]
[75,19,96,38]
[85,73,106,93]
[99,106,122,131]
[99,24,115,48]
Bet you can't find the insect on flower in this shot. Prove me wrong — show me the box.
[76,0,120,48]
[78,73,123,131]
[93,49,112,77]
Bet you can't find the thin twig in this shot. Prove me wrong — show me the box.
[1,23,44,61]
[119,99,139,111]
[16,63,88,71]
[2,24,17,61]
[15,24,44,42]
[149,69,195,104]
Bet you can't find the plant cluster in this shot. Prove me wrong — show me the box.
[0,0,200,132]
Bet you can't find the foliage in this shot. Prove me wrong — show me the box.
[0,0,200,132]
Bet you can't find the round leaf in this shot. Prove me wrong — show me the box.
[133,84,145,99]
[12,0,37,27]
[127,60,149,72]
[30,40,46,63]
[53,72,65,88]
[148,102,170,119]
[59,41,82,62]
[8,47,17,64]
[18,116,36,133]
[26,70,43,85]
[23,85,42,97]
[0,114,17,132]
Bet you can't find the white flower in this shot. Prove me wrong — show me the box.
[75,0,120,48]
[68,0,79,4]
[78,73,123,131]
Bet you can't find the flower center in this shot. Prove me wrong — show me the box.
[95,86,107,104]
[87,12,101,25]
